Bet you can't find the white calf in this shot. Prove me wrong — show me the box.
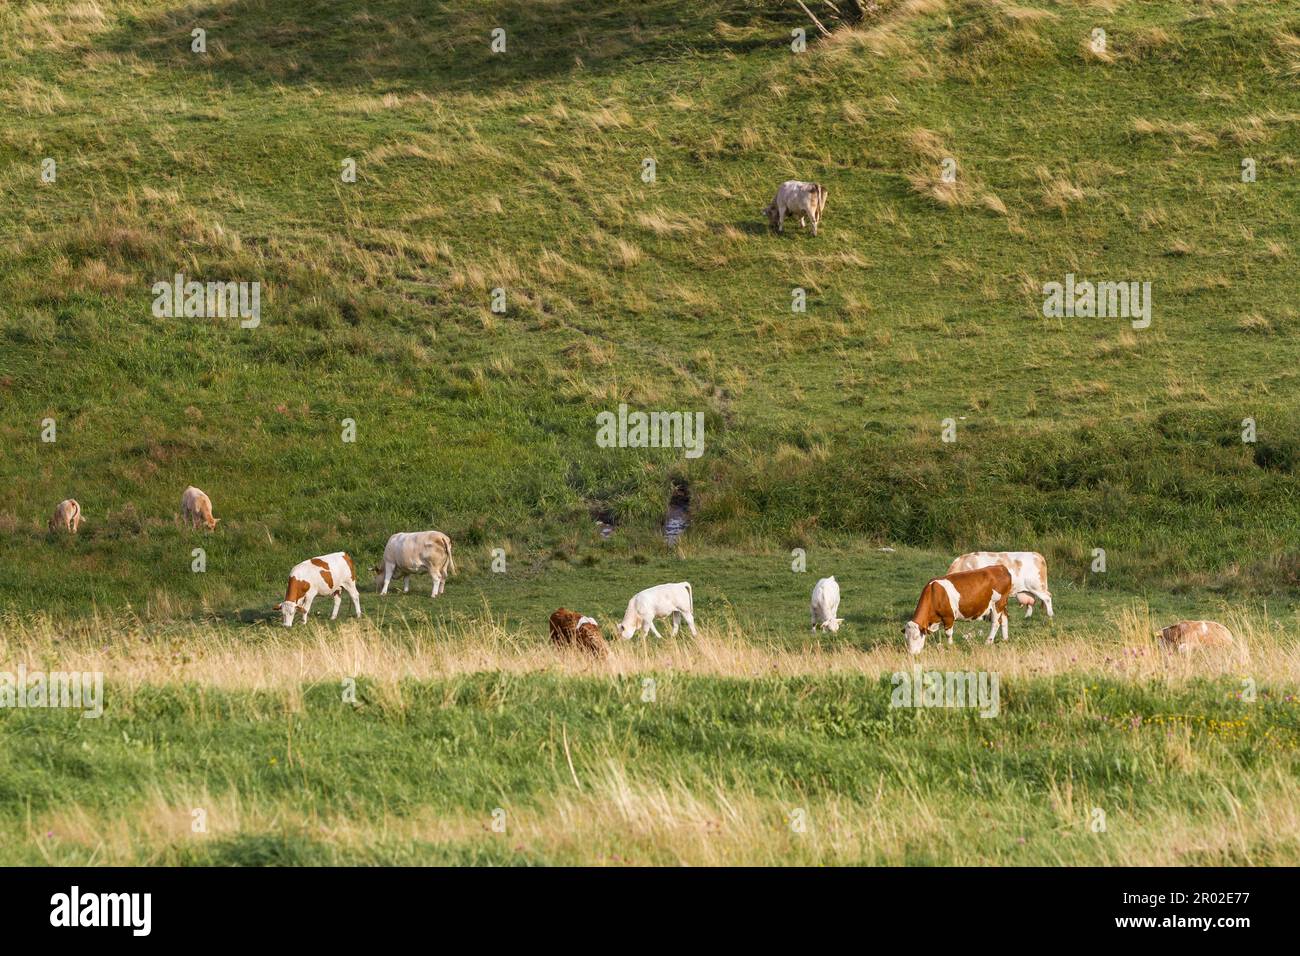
[810,576,843,632]
[617,582,697,640]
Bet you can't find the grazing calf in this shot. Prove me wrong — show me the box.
[274,552,361,627]
[617,582,697,640]
[180,486,220,531]
[549,608,609,658]
[947,551,1053,618]
[810,576,844,633]
[1157,620,1235,653]
[763,180,828,236]
[372,530,456,597]
[49,499,82,534]
[904,565,1013,654]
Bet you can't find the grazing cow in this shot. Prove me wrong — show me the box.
[904,565,1013,654]
[180,486,220,531]
[810,576,844,633]
[1157,620,1235,653]
[617,582,697,640]
[763,180,828,236]
[372,530,456,597]
[49,499,82,534]
[549,607,609,658]
[274,552,362,627]
[947,551,1054,618]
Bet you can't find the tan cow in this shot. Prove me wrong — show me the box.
[49,499,83,534]
[764,180,828,236]
[372,530,456,597]
[1157,620,1235,653]
[180,486,220,531]
[549,607,609,658]
[904,565,1013,654]
[947,551,1053,618]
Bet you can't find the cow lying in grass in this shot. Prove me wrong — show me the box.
[549,608,608,658]
[904,565,1013,654]
[1157,620,1235,653]
[275,552,362,627]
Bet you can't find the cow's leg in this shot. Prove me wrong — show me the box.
[776,207,785,233]
[1001,610,1010,642]
[301,593,315,619]
[381,564,394,595]
[811,214,819,237]
[669,612,681,637]
[403,572,410,593]
[647,619,663,639]
[682,610,698,637]
[330,592,342,620]
[345,582,362,618]
[986,611,1000,644]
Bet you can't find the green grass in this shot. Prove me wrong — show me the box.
[1,0,1298,865]
[6,670,1299,865]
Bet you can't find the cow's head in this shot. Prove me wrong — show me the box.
[762,202,777,229]
[273,600,303,627]
[616,618,637,641]
[903,620,926,655]
[205,516,220,531]
[370,564,387,590]
[822,617,845,634]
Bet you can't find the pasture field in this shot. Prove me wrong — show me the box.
[1,0,1298,866]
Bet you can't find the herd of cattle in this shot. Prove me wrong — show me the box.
[46,489,1234,657]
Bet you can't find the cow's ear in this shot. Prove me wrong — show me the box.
[273,602,282,611]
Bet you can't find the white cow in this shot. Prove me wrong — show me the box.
[617,582,697,640]
[810,576,844,632]
[372,530,456,597]
[947,551,1054,618]
[763,180,828,236]
[274,552,362,627]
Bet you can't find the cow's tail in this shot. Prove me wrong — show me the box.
[446,540,457,576]
[816,184,828,218]
[684,581,693,612]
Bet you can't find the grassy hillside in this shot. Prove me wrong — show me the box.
[2,0,1298,613]
[1,0,1299,867]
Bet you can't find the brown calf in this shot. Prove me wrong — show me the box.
[1157,620,1235,653]
[904,565,1013,654]
[549,607,608,659]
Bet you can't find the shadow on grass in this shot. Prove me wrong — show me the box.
[104,0,791,92]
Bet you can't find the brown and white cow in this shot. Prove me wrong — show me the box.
[274,552,362,627]
[49,499,83,534]
[904,565,1013,654]
[947,551,1053,618]
[1157,620,1235,653]
[763,180,828,236]
[549,607,609,658]
[180,486,220,531]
